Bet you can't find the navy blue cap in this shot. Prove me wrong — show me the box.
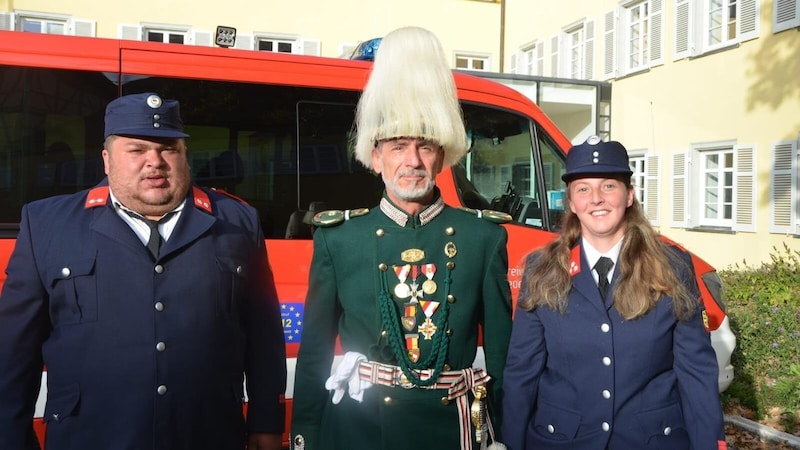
[562,136,633,182]
[104,93,189,139]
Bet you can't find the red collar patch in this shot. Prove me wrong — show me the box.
[569,246,581,276]
[193,186,212,213]
[84,186,110,208]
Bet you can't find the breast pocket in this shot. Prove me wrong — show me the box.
[215,256,248,317]
[47,257,98,326]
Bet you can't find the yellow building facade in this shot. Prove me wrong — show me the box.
[2,0,799,270]
[504,0,800,270]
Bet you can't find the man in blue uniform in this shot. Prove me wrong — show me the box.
[290,27,512,450]
[0,93,286,450]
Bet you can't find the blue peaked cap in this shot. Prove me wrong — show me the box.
[562,135,633,182]
[104,92,190,139]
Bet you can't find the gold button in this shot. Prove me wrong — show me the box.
[376,229,385,237]
[443,364,451,371]
[445,227,455,236]
[441,396,450,405]
[446,261,455,269]
[400,374,409,384]
[378,263,388,271]
[384,396,393,405]
[447,295,456,303]
[380,330,387,337]
[446,329,453,336]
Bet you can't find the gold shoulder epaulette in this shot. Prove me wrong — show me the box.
[458,207,512,224]
[312,208,370,227]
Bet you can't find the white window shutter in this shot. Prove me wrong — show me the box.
[674,0,692,60]
[536,43,545,75]
[234,34,253,50]
[770,140,797,234]
[649,0,664,66]
[671,151,688,228]
[509,51,518,74]
[301,39,320,56]
[339,43,357,59]
[190,30,213,47]
[774,0,800,33]
[738,0,759,42]
[69,19,95,37]
[550,34,560,77]
[0,12,14,31]
[645,154,660,225]
[119,24,141,40]
[602,10,616,79]
[583,19,595,80]
[733,144,756,232]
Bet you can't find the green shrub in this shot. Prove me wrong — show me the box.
[719,243,800,420]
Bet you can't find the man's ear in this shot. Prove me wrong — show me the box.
[371,147,382,174]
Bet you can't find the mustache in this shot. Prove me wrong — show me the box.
[396,169,430,178]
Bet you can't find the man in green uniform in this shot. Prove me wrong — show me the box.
[290,26,512,450]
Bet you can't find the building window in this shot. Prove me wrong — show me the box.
[707,0,739,48]
[146,29,186,44]
[671,142,755,232]
[700,148,735,226]
[627,2,650,71]
[674,0,759,60]
[630,155,647,208]
[20,16,66,34]
[602,1,662,79]
[517,41,545,75]
[257,38,295,53]
[455,53,489,71]
[629,152,660,225]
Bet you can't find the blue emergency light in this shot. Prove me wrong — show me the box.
[350,38,382,60]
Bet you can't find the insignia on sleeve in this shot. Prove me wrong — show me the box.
[312,208,370,227]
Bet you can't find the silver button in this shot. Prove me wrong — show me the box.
[601,323,610,332]
[155,302,164,312]
[602,422,610,431]
[61,267,71,277]
[51,413,60,422]
[236,265,243,275]
[157,385,167,395]
[663,427,672,435]
[154,265,164,274]
[602,390,611,399]
[547,424,555,434]
[156,342,166,352]
[602,356,612,366]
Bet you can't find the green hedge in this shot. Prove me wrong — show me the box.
[719,243,800,431]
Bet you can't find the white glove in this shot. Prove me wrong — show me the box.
[325,352,373,404]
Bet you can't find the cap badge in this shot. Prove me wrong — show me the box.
[146,95,162,109]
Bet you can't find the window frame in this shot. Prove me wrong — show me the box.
[671,140,756,232]
[454,52,491,71]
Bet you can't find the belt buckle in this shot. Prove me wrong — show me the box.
[397,372,416,389]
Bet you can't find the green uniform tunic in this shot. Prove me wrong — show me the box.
[291,190,512,450]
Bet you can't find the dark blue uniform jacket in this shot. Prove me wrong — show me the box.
[0,181,286,450]
[501,243,726,450]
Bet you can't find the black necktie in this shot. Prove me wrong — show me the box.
[595,256,614,300]
[124,211,175,259]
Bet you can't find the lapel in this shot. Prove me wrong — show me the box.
[570,242,615,312]
[159,188,216,258]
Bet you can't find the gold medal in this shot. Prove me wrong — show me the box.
[422,279,437,295]
[394,282,411,298]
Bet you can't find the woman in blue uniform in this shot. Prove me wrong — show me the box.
[501,137,727,450]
